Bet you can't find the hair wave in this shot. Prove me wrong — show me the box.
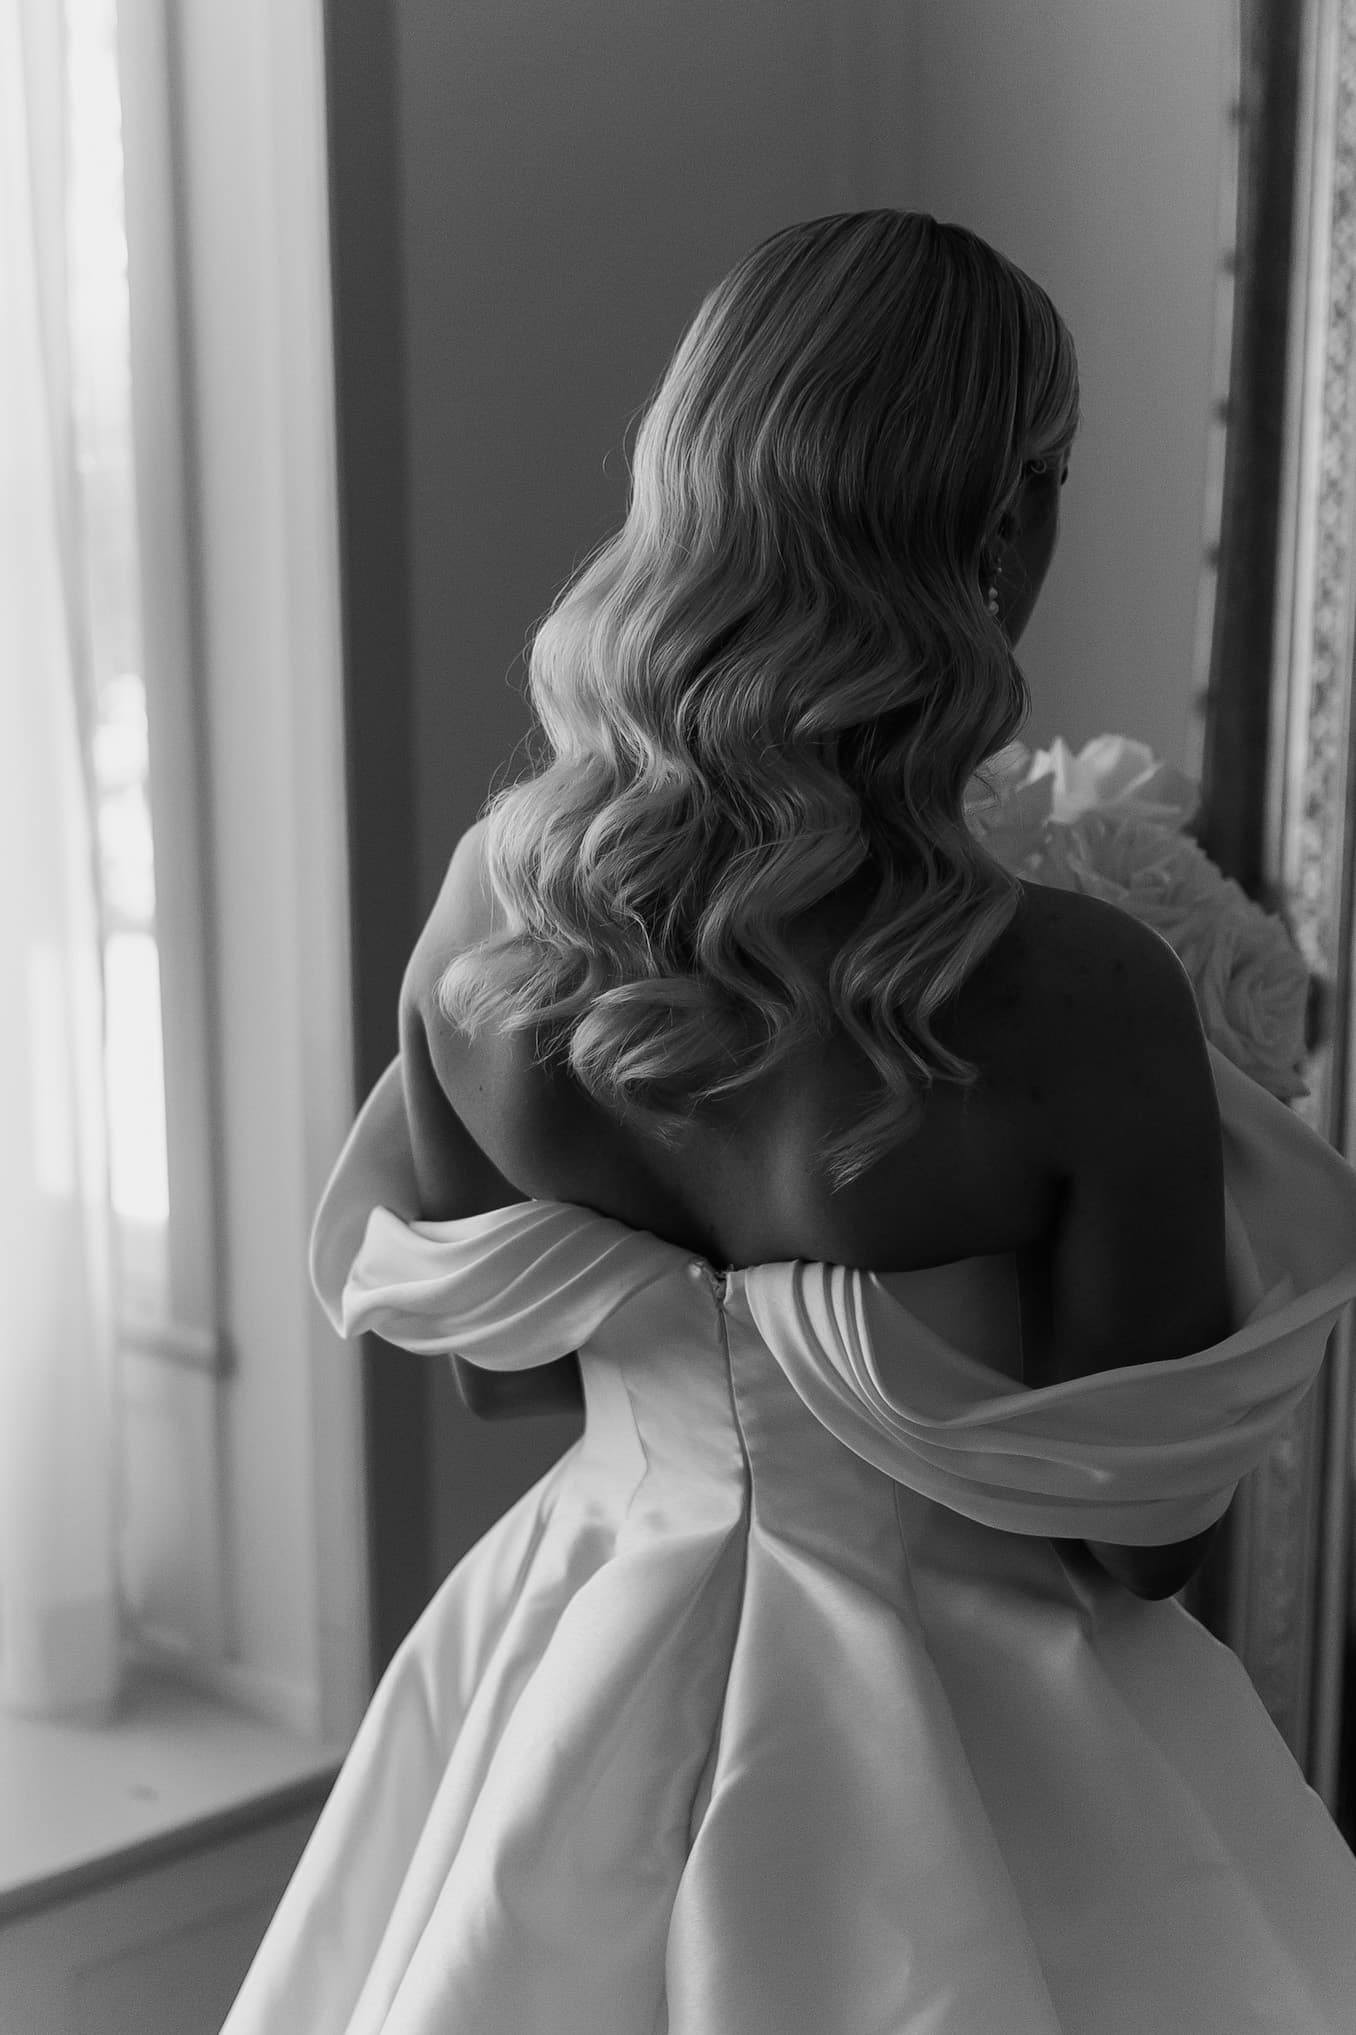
[435,209,1081,1192]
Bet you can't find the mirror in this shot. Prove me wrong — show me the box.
[1181,0,1356,1843]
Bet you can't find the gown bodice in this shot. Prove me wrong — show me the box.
[220,1034,1356,2035]
[311,1039,1356,1549]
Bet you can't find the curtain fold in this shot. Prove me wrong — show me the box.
[0,0,122,1721]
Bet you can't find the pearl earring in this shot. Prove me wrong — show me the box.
[985,558,1001,616]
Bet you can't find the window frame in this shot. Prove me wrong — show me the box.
[115,0,369,1746]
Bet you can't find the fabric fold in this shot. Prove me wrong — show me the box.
[741,1252,1326,1542]
[337,1200,682,1369]
[219,1036,1356,2035]
[309,1043,1356,1542]
[737,1043,1356,1543]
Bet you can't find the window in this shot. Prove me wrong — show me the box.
[3,0,368,1906]
[110,0,369,1741]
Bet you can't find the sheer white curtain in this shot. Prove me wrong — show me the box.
[0,0,121,1720]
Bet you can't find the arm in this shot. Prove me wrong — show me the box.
[399,997,585,1420]
[451,1350,586,1421]
[397,832,584,1422]
[1017,1230,1228,1599]
[1027,898,1235,1601]
[1079,1523,1223,1600]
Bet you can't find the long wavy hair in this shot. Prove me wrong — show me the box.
[435,210,1081,1191]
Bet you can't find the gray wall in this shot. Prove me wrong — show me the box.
[907,0,1235,762]
[387,0,1236,1580]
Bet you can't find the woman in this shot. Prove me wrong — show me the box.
[223,212,1356,2033]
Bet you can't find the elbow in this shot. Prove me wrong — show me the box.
[1130,1564,1200,1603]
[1083,1518,1224,1601]
[451,1351,585,1421]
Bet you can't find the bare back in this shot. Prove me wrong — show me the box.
[410,825,1085,1284]
[407,821,1232,1593]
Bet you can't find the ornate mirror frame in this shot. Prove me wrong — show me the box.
[1182,0,1356,1838]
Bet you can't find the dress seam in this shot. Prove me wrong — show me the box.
[680,1277,753,1826]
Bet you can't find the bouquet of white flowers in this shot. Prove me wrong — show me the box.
[963,733,1316,1104]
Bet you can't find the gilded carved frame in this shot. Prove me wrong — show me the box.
[1182,0,1356,1833]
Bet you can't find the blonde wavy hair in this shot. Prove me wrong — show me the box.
[435,210,1081,1191]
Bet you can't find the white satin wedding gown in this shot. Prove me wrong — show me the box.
[221,1040,1356,2034]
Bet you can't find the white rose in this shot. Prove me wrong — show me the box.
[965,779,1055,869]
[967,732,1200,833]
[1026,733,1201,831]
[1045,809,1222,916]
[1161,887,1311,1100]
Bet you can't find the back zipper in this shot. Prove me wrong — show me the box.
[690,1258,729,1304]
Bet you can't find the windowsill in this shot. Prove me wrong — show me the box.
[0,1652,349,1922]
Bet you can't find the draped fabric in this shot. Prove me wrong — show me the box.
[223,1038,1356,2033]
[320,1039,1354,1545]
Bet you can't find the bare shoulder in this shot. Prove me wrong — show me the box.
[1011,882,1219,1157]
[1012,881,1196,1002]
[950,881,1172,1055]
[970,881,1213,1142]
[1016,882,1204,1031]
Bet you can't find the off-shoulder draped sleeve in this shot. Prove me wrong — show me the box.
[308,1045,1356,1544]
[307,1057,683,1364]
